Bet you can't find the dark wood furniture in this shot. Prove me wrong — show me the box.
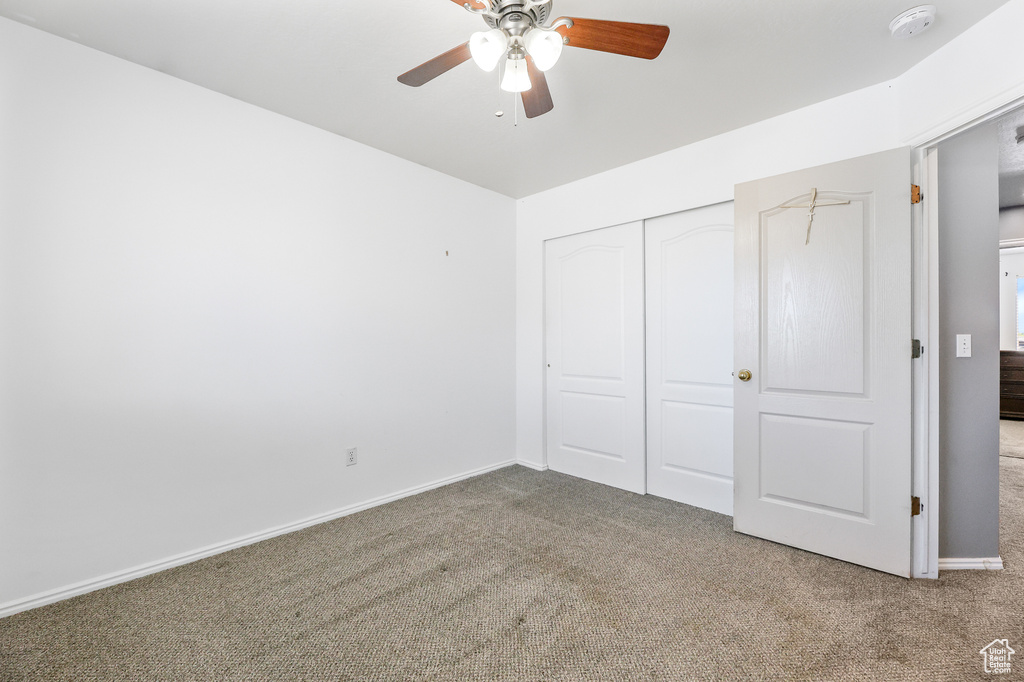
[1000,351,1024,419]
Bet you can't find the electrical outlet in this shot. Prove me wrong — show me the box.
[346,447,358,466]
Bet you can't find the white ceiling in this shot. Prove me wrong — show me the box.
[0,0,1014,198]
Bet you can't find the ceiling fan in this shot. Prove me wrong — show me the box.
[397,0,670,119]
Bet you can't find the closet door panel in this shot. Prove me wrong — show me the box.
[545,222,646,493]
[646,203,735,514]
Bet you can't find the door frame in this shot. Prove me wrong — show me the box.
[912,145,938,579]
[911,92,1024,578]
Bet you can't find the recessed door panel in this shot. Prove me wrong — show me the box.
[661,401,733,479]
[560,248,626,379]
[662,229,734,387]
[759,414,868,517]
[761,193,869,396]
[560,393,627,460]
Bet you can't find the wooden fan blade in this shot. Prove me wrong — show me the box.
[521,56,554,118]
[449,0,487,8]
[554,18,670,60]
[397,42,472,87]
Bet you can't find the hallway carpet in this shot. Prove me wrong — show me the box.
[1001,418,1024,459]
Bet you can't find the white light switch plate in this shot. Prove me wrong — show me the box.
[956,334,972,358]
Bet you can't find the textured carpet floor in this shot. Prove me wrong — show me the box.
[2,460,1022,681]
[1001,419,1024,459]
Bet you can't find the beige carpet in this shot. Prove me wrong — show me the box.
[2,460,1022,681]
[1001,419,1024,459]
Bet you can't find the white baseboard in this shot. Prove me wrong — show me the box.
[938,556,1004,571]
[0,459,517,619]
[515,459,548,472]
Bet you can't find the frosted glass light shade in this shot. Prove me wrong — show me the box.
[524,28,563,71]
[500,57,532,92]
[469,29,508,72]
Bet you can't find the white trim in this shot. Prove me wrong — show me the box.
[911,146,940,579]
[515,459,549,472]
[938,556,1004,570]
[0,460,518,619]
[903,87,1024,150]
[913,146,937,577]
[999,239,1024,250]
[924,147,941,580]
[540,235,550,472]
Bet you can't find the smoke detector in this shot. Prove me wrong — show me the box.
[889,5,937,39]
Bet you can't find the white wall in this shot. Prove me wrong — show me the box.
[999,248,1024,350]
[897,0,1024,147]
[0,18,516,612]
[1001,206,1024,243]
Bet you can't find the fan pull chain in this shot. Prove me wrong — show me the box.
[495,63,503,117]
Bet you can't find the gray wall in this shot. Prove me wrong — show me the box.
[938,123,1001,559]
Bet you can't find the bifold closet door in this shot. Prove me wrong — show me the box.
[544,222,646,494]
[645,203,735,515]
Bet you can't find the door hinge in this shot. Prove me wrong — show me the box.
[912,339,923,359]
[911,184,922,204]
[911,496,922,516]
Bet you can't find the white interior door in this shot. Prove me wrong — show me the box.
[544,222,646,494]
[734,147,913,577]
[646,203,735,514]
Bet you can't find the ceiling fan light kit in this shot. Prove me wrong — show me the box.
[469,28,508,71]
[501,53,532,92]
[522,27,563,71]
[398,0,670,119]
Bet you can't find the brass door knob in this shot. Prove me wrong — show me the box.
[737,369,752,382]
